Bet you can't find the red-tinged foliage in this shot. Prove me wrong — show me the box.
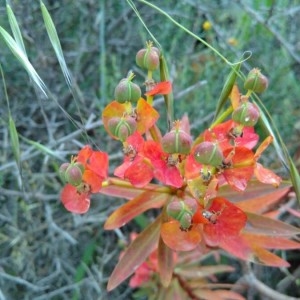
[77,146,108,192]
[204,120,259,151]
[130,251,158,288]
[161,221,202,251]
[234,183,290,213]
[158,237,175,287]
[104,190,170,229]
[254,162,282,187]
[195,289,245,300]
[143,141,184,188]
[60,184,90,214]
[220,147,255,191]
[201,198,247,247]
[135,98,160,134]
[241,232,300,250]
[107,216,161,291]
[245,212,300,236]
[145,80,172,96]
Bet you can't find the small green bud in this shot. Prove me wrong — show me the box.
[244,68,268,93]
[232,102,260,127]
[194,142,223,167]
[107,117,137,142]
[114,74,141,103]
[136,42,160,71]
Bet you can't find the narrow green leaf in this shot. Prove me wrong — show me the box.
[9,116,20,168]
[107,216,161,291]
[104,190,170,230]
[159,54,174,129]
[245,212,300,236]
[20,135,63,160]
[40,1,71,86]
[6,4,27,55]
[214,62,241,120]
[0,26,47,96]
[288,156,300,204]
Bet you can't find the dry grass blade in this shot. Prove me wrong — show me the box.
[6,4,27,56]
[40,1,72,87]
[0,27,47,97]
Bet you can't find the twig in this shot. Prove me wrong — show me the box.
[243,263,300,300]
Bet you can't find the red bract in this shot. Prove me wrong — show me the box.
[200,197,247,247]
[219,146,255,191]
[143,141,184,188]
[204,120,259,151]
[102,99,159,137]
[77,146,109,192]
[114,132,154,188]
[161,220,202,251]
[254,136,282,187]
[145,81,172,96]
[61,184,90,214]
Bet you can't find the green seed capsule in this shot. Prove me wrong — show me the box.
[194,142,223,167]
[114,78,141,103]
[244,68,268,93]
[232,102,260,127]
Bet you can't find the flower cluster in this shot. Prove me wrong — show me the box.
[58,41,299,294]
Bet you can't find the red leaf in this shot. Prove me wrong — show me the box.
[104,190,170,230]
[82,170,102,193]
[136,98,159,134]
[87,151,109,179]
[203,198,247,247]
[100,178,161,200]
[107,216,161,291]
[60,184,90,214]
[254,163,282,187]
[241,232,300,250]
[160,221,202,251]
[245,212,300,236]
[235,184,290,214]
[145,81,172,96]
[250,247,290,267]
[158,237,174,287]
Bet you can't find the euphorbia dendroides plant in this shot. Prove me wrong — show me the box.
[59,41,300,297]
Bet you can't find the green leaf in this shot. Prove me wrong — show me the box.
[0,26,47,96]
[104,190,170,230]
[107,216,161,291]
[40,1,71,86]
[9,116,20,168]
[288,156,300,205]
[214,63,241,120]
[245,212,300,236]
[6,4,27,55]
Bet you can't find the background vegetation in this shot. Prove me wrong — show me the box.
[0,0,299,299]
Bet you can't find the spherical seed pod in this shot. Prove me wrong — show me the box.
[194,141,223,167]
[166,199,198,230]
[107,117,137,142]
[244,68,268,93]
[162,129,192,154]
[65,162,84,186]
[232,102,260,127]
[114,78,141,103]
[136,45,160,71]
